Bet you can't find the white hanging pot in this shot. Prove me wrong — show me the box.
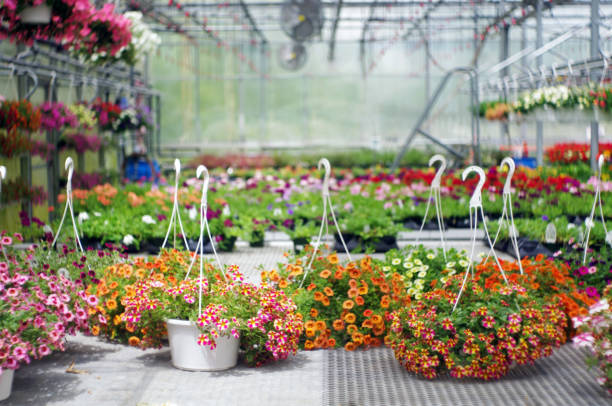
[19,4,52,24]
[0,369,15,401]
[166,319,239,371]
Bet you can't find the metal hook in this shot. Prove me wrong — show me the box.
[49,70,57,92]
[318,158,331,197]
[196,165,210,207]
[599,154,605,173]
[429,154,447,189]
[500,157,516,195]
[462,165,486,209]
[567,59,574,85]
[24,68,38,100]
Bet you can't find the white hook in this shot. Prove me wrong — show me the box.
[0,166,6,180]
[318,158,331,197]
[462,165,486,209]
[599,154,605,172]
[429,154,447,188]
[500,157,515,195]
[197,165,210,206]
[50,70,56,89]
[65,157,74,188]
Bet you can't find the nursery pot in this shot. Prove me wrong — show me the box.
[0,369,14,401]
[19,5,52,24]
[166,319,239,371]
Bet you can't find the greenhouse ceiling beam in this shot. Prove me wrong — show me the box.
[328,0,343,61]
[238,0,267,44]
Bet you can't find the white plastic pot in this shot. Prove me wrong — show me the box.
[166,319,239,371]
[0,369,14,401]
[19,5,52,24]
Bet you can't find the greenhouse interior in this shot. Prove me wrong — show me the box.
[2,0,612,405]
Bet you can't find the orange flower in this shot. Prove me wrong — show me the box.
[328,338,336,347]
[109,281,119,289]
[279,279,289,289]
[315,320,327,331]
[305,328,316,337]
[332,319,345,331]
[362,319,373,329]
[379,283,390,293]
[352,332,364,345]
[321,297,330,306]
[363,335,372,346]
[380,295,390,308]
[355,296,365,306]
[91,326,100,336]
[128,336,141,347]
[344,342,356,351]
[327,254,339,264]
[360,257,371,268]
[344,312,356,324]
[349,268,362,278]
[347,324,358,334]
[305,321,316,330]
[324,287,334,296]
[307,283,317,291]
[358,284,369,295]
[314,336,326,348]
[363,309,373,318]
[342,300,354,310]
[319,269,332,279]
[334,270,344,279]
[310,308,319,318]
[373,327,385,336]
[371,314,383,325]
[105,299,117,310]
[304,340,314,350]
[348,288,358,299]
[349,279,358,289]
[314,291,324,301]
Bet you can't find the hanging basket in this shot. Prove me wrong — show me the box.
[0,369,14,401]
[166,319,239,371]
[19,5,52,24]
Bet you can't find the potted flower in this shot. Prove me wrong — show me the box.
[121,259,302,369]
[387,271,568,380]
[573,285,611,395]
[0,233,97,400]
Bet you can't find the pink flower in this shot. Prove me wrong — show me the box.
[38,345,51,357]
[12,347,27,360]
[1,236,12,245]
[573,332,595,348]
[86,295,98,306]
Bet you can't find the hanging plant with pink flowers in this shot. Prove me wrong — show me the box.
[0,233,95,374]
[0,0,93,45]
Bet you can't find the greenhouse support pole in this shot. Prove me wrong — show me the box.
[499,0,510,147]
[535,0,544,167]
[259,42,267,141]
[591,0,600,172]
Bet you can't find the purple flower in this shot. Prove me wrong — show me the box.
[585,286,599,297]
[157,214,167,222]
[541,215,549,221]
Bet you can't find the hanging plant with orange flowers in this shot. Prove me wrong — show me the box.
[261,245,409,351]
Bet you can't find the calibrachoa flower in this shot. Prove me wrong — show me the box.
[0,233,96,374]
[573,285,612,395]
[387,272,567,380]
[118,251,302,367]
[262,245,409,351]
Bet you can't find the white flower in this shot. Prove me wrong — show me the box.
[382,266,391,273]
[403,262,413,269]
[417,270,426,278]
[273,208,282,216]
[122,234,135,246]
[407,288,416,296]
[426,253,435,260]
[459,260,469,268]
[567,223,576,230]
[78,212,89,224]
[414,293,422,300]
[142,215,156,225]
[589,299,609,315]
[94,212,101,217]
[222,206,231,216]
[585,218,594,229]
[189,207,198,220]
[446,261,456,268]
[414,259,422,266]
[422,265,429,271]
[391,258,401,266]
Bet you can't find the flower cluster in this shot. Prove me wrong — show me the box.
[39,101,78,132]
[381,246,470,300]
[0,99,41,133]
[263,247,408,351]
[1,178,47,205]
[387,273,567,380]
[0,234,95,374]
[90,98,121,131]
[547,143,612,164]
[573,286,612,395]
[118,255,301,367]
[119,11,161,65]
[70,4,132,65]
